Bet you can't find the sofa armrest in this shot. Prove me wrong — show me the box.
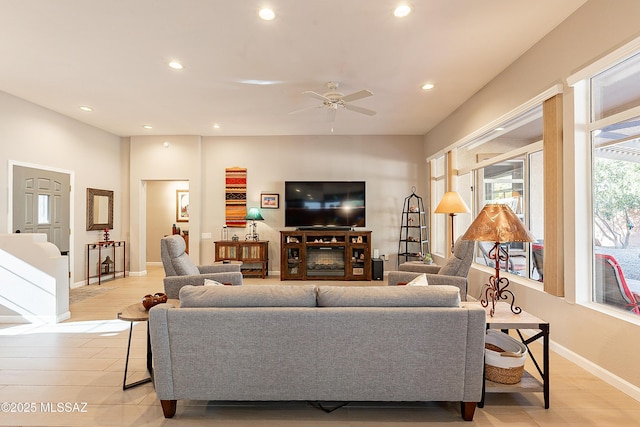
[424,274,467,301]
[387,271,467,301]
[387,271,423,286]
[148,305,174,400]
[197,264,241,274]
[163,271,243,299]
[398,262,442,274]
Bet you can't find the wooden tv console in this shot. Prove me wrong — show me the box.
[280,230,371,281]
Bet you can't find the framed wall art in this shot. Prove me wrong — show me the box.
[176,189,189,222]
[260,193,279,209]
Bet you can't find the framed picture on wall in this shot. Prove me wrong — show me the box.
[176,190,189,222]
[260,193,279,209]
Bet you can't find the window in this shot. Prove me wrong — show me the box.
[458,105,544,282]
[588,50,640,316]
[37,194,50,225]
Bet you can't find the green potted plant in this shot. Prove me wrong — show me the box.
[423,253,433,265]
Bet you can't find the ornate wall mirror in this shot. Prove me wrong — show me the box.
[86,188,114,230]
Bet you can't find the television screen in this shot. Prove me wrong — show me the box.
[284,181,365,228]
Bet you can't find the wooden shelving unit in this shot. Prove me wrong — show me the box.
[214,240,269,278]
[280,230,371,281]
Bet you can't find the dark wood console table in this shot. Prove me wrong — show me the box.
[214,240,269,278]
[86,240,126,285]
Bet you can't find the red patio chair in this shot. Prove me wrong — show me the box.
[594,253,640,315]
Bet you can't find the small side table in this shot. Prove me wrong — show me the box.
[117,299,178,390]
[479,302,550,409]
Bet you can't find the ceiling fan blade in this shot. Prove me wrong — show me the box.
[327,108,337,123]
[303,91,331,102]
[345,103,376,116]
[341,89,373,103]
[289,105,323,115]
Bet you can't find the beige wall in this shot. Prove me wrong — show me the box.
[0,90,122,287]
[129,136,202,274]
[424,0,640,397]
[127,134,426,273]
[198,135,425,271]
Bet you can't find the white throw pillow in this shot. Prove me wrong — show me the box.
[406,273,429,286]
[204,278,224,286]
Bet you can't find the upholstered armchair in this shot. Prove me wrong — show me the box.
[388,238,475,301]
[161,234,243,299]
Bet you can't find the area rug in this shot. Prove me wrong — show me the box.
[69,285,114,305]
[225,167,247,227]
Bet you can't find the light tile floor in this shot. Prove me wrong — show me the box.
[1,266,639,426]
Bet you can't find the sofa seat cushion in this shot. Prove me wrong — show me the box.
[317,285,460,307]
[180,284,318,307]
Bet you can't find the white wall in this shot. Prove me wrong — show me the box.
[424,0,640,396]
[0,90,122,287]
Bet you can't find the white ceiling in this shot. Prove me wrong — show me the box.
[0,0,587,137]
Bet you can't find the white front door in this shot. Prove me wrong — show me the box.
[13,165,71,255]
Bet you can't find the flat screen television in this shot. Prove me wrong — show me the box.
[284,181,365,228]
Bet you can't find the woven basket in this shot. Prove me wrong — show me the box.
[485,330,527,384]
[485,363,525,384]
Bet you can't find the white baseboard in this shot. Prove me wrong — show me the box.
[519,329,640,402]
[128,270,147,277]
[549,339,640,402]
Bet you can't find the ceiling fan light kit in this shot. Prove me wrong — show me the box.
[291,81,376,121]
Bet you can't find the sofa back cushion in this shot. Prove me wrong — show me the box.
[180,284,318,307]
[438,238,474,277]
[316,285,460,307]
[160,235,200,276]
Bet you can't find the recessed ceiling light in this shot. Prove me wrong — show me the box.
[421,83,434,90]
[143,124,153,129]
[213,123,221,129]
[79,106,93,112]
[494,127,505,131]
[394,3,413,18]
[258,7,275,21]
[168,61,183,70]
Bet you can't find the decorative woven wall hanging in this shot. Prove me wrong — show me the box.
[225,167,247,227]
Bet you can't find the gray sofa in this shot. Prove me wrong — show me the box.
[149,284,486,421]
[160,234,243,299]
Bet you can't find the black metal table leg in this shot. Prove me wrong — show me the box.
[122,321,152,390]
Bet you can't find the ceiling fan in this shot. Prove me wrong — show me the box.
[290,81,376,121]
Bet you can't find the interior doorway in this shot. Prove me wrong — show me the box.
[146,180,189,264]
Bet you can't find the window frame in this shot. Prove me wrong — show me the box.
[569,36,640,321]
[461,142,544,284]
